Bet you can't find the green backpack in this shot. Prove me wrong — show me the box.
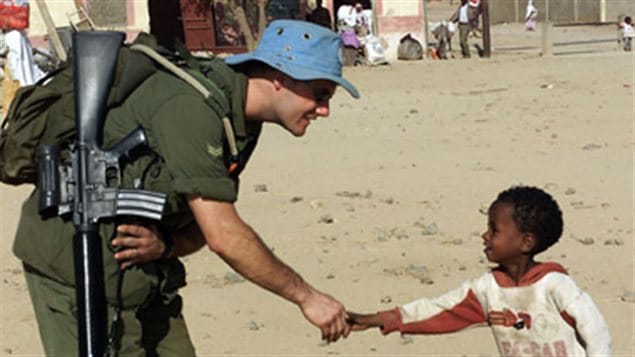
[0,33,238,185]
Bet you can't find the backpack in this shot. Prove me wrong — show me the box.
[0,33,237,185]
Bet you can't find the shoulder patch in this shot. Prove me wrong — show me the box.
[207,143,223,157]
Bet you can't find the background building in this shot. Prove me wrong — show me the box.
[488,0,634,24]
[25,0,428,61]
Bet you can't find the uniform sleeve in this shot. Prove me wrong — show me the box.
[151,93,238,202]
[552,275,612,356]
[379,278,488,335]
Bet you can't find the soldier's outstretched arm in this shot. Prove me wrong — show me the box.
[187,195,351,343]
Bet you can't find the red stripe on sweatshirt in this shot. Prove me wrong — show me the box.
[380,289,487,335]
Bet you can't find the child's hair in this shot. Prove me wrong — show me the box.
[626,16,633,25]
[494,186,563,254]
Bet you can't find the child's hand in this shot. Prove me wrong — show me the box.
[346,311,382,331]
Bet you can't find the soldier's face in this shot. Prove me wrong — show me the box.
[279,79,336,136]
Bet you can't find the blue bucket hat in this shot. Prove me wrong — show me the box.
[225,19,360,98]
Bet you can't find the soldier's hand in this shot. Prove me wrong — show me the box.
[299,289,351,343]
[112,224,167,270]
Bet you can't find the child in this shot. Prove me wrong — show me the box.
[621,16,634,51]
[348,186,611,356]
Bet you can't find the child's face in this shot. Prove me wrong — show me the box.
[481,201,526,265]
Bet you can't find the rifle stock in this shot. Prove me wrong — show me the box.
[74,32,122,147]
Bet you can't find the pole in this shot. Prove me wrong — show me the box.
[573,0,578,23]
[482,0,491,58]
[33,0,67,62]
[370,0,379,36]
[599,0,606,23]
[541,21,553,56]
[422,0,430,56]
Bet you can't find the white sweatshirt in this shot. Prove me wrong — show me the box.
[379,262,611,356]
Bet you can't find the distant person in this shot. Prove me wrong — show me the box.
[347,186,612,357]
[524,0,538,31]
[353,3,370,37]
[306,0,332,30]
[450,0,481,58]
[620,16,634,51]
[337,3,356,33]
[431,20,457,59]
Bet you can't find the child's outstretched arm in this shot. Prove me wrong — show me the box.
[347,311,383,331]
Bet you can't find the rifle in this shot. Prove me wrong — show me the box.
[36,31,167,356]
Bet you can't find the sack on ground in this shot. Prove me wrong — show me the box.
[398,33,423,60]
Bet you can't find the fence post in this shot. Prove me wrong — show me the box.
[541,21,553,56]
[482,0,491,58]
[600,0,606,22]
[422,0,430,57]
[573,0,579,23]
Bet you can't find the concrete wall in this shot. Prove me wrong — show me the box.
[26,1,149,48]
[489,0,517,24]
[88,0,127,28]
[576,0,601,23]
[374,0,425,60]
[489,0,634,24]
[605,0,635,22]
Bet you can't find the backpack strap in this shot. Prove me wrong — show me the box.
[129,44,239,161]
[173,39,201,73]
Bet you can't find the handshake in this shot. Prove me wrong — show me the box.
[346,311,383,332]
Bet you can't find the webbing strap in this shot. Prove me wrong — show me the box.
[129,44,239,158]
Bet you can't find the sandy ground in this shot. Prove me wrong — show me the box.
[1,22,634,356]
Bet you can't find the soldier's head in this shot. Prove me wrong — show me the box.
[226,20,358,136]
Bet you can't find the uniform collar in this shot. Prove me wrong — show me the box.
[229,71,262,150]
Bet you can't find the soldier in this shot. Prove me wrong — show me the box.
[14,20,359,355]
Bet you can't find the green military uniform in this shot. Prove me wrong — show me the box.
[13,56,262,356]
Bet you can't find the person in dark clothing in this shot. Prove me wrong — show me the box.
[306,0,333,30]
[450,0,482,58]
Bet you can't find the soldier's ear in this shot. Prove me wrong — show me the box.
[271,71,288,91]
[520,233,536,253]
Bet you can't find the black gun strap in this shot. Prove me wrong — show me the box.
[105,269,125,357]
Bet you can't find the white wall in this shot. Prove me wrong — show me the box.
[26,1,149,37]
